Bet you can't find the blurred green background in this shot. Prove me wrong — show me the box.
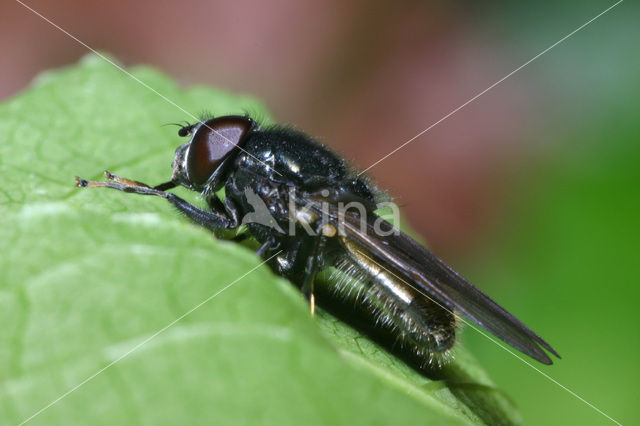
[459,3,639,425]
[2,0,638,424]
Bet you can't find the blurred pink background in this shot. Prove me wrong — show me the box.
[2,0,541,258]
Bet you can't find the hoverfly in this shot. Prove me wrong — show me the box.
[76,115,559,366]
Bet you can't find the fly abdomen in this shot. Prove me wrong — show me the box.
[330,241,457,367]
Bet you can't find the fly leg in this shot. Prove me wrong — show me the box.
[101,170,178,191]
[76,171,238,230]
[256,236,277,258]
[300,230,328,316]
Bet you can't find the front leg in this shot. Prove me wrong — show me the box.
[76,171,237,231]
[169,192,239,230]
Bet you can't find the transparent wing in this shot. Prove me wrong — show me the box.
[315,202,559,364]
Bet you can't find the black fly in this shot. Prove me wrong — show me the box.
[76,115,559,367]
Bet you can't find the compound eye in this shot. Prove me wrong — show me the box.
[186,116,253,186]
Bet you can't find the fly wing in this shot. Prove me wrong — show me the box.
[315,202,559,364]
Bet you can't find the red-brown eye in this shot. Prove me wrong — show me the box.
[186,116,253,186]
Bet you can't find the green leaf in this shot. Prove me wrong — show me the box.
[0,54,520,425]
